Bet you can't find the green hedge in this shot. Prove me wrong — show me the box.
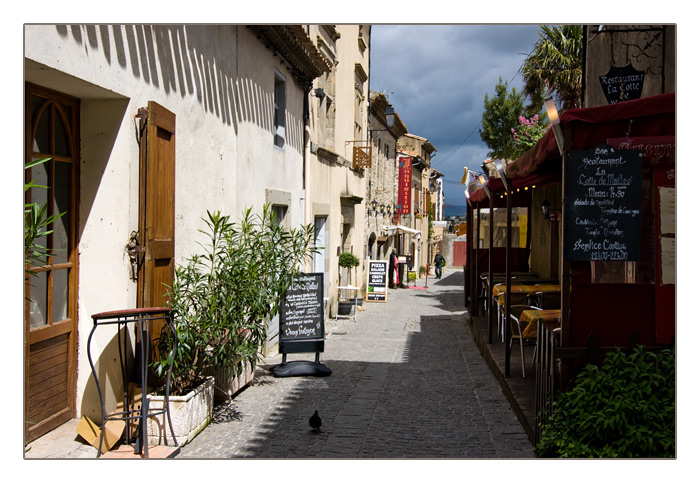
[535,345,675,458]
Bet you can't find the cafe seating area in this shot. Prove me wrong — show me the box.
[467,272,562,443]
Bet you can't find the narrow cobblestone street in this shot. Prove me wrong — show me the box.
[178,268,533,458]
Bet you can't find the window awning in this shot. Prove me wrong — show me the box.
[382,225,422,239]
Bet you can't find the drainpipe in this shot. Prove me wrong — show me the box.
[304,84,312,272]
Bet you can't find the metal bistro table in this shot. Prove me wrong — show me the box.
[87,307,178,458]
[336,285,360,321]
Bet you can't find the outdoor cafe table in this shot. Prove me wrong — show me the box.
[520,309,562,339]
[492,283,561,306]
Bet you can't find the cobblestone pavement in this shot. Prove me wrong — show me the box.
[177,269,533,459]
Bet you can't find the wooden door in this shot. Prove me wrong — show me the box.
[24,84,79,443]
[136,101,176,358]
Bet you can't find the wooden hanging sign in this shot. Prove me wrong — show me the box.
[353,146,372,168]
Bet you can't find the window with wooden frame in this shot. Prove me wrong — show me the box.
[25,85,79,331]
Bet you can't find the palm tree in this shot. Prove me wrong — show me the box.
[520,25,583,114]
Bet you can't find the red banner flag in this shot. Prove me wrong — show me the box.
[398,157,412,214]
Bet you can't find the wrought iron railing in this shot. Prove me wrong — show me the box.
[534,323,558,443]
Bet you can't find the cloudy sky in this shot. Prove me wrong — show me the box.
[370,24,543,211]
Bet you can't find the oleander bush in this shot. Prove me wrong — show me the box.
[154,206,315,395]
[535,345,675,458]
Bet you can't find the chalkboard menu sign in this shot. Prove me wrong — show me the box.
[366,260,388,302]
[279,273,324,353]
[564,146,643,261]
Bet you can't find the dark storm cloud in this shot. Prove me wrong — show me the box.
[370,24,543,209]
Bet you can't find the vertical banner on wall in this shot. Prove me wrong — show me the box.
[398,157,412,214]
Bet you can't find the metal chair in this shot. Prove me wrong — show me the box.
[494,284,529,342]
[529,291,561,310]
[509,305,542,378]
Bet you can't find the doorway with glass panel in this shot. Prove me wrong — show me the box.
[24,83,79,443]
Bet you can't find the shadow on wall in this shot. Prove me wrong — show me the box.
[54,24,304,154]
[80,326,136,425]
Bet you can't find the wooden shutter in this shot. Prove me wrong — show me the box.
[137,101,175,309]
[136,101,175,370]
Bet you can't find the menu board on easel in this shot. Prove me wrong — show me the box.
[564,145,643,261]
[366,260,388,302]
[279,273,324,354]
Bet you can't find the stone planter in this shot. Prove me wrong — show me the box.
[146,376,214,447]
[202,361,256,402]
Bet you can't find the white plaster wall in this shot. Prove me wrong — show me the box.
[234,28,305,229]
[24,24,306,416]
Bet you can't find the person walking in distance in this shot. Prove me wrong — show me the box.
[433,250,446,279]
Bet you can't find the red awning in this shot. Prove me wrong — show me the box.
[506,92,676,179]
[468,92,676,203]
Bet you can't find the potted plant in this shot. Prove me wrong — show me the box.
[408,270,417,286]
[338,252,360,314]
[338,252,360,284]
[149,206,315,445]
[24,157,65,275]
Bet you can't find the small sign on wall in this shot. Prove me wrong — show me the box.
[599,64,645,104]
[353,146,372,168]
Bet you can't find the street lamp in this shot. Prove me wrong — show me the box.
[541,198,551,217]
[384,106,395,128]
[369,105,396,133]
[478,174,491,199]
[494,158,510,190]
[544,96,564,155]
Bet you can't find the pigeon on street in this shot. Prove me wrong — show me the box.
[309,410,322,432]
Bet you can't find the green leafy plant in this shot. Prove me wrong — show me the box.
[154,206,316,395]
[338,252,360,287]
[338,252,359,268]
[536,345,675,458]
[24,158,66,275]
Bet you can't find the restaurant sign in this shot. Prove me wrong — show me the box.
[398,156,412,214]
[599,64,645,104]
[353,146,372,169]
[564,145,643,262]
[279,273,325,352]
[366,260,388,302]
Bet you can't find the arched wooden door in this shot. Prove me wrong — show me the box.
[24,83,80,443]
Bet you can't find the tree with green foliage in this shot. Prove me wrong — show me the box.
[520,24,583,114]
[479,77,525,161]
